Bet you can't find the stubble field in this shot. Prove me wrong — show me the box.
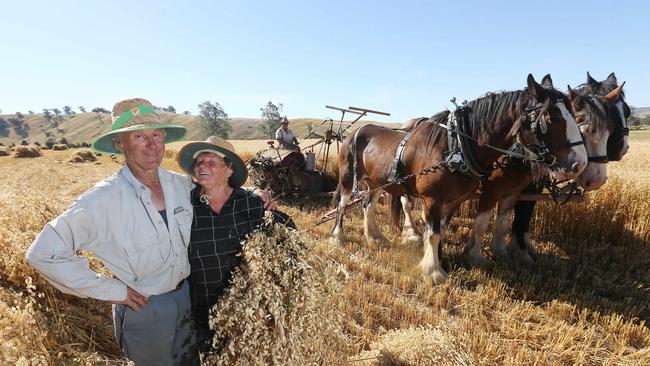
[1,131,649,365]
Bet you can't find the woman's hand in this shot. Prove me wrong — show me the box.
[253,188,277,210]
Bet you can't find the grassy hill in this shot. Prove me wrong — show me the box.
[0,112,398,146]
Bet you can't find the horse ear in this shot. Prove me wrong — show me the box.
[606,72,618,84]
[527,74,546,101]
[541,74,554,88]
[602,81,625,104]
[567,85,578,102]
[587,72,598,86]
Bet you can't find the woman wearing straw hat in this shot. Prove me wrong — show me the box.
[176,136,294,356]
[26,98,200,365]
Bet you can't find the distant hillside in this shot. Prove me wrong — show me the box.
[634,107,650,117]
[0,112,398,146]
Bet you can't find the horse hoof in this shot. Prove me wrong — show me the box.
[507,244,534,264]
[465,252,490,267]
[492,246,509,260]
[428,268,448,284]
[401,234,421,245]
[329,237,343,246]
[367,235,387,245]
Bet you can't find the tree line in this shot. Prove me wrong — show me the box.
[2,101,287,141]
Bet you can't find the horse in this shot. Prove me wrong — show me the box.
[460,74,627,265]
[330,74,587,283]
[508,73,631,261]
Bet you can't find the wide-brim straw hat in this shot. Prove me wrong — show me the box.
[177,136,248,188]
[92,98,187,154]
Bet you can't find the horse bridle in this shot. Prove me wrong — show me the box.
[523,99,585,167]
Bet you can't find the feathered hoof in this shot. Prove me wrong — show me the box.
[492,245,509,260]
[329,236,343,246]
[401,233,421,245]
[366,234,387,245]
[508,244,535,264]
[428,268,448,284]
[464,250,491,268]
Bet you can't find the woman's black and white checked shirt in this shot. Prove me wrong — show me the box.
[188,187,293,317]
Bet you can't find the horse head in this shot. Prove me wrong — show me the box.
[568,81,625,190]
[584,72,630,162]
[518,74,587,180]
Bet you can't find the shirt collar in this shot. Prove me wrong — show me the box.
[120,163,169,199]
[191,186,246,207]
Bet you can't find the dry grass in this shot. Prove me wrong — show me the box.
[1,135,649,365]
[0,147,9,157]
[52,144,68,151]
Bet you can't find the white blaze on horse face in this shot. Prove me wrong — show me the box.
[577,125,609,191]
[615,101,630,158]
[555,103,587,179]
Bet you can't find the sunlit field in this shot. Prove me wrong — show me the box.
[1,132,648,365]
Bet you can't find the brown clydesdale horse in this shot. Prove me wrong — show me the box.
[508,73,631,261]
[330,74,587,283]
[391,73,629,266]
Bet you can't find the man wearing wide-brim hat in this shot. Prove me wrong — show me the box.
[275,116,300,151]
[26,98,200,365]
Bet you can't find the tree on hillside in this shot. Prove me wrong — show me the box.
[164,105,176,113]
[42,109,54,126]
[8,117,30,138]
[51,108,64,124]
[15,112,24,120]
[78,106,87,113]
[183,111,191,115]
[198,101,231,138]
[0,118,9,137]
[63,106,76,116]
[92,107,109,123]
[28,110,34,115]
[258,101,284,138]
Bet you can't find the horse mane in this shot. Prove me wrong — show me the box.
[572,92,609,136]
[412,85,572,155]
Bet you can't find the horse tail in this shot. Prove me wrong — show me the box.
[389,193,403,230]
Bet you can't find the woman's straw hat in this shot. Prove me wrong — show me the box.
[177,136,248,188]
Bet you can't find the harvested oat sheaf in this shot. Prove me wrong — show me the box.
[352,325,474,366]
[206,214,349,365]
[13,145,42,158]
[68,150,97,163]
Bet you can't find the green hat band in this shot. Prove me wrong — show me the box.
[112,105,157,131]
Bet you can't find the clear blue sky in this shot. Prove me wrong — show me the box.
[2,0,648,122]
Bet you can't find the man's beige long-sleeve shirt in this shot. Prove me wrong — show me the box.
[26,164,194,301]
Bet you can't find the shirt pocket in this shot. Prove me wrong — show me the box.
[174,209,193,247]
[123,234,165,281]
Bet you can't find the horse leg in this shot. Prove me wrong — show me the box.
[330,189,351,245]
[363,189,386,244]
[509,200,538,262]
[400,196,420,244]
[421,200,447,284]
[463,209,491,267]
[464,189,498,267]
[490,194,518,260]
